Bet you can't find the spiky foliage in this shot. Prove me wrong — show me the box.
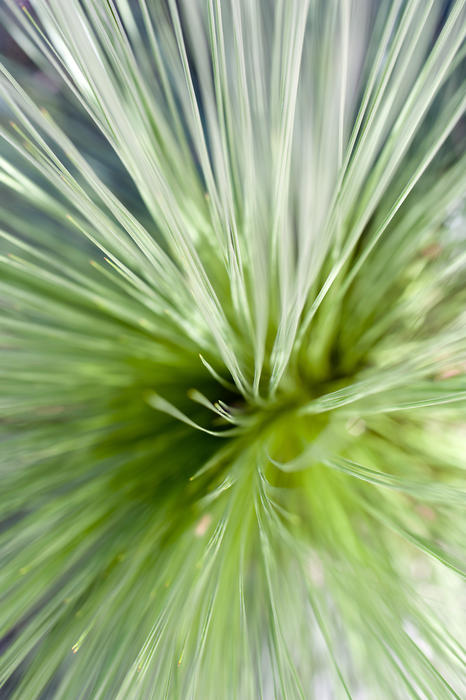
[0,0,465,697]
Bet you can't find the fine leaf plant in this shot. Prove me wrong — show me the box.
[0,1,465,698]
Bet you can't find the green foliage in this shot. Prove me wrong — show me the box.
[0,1,465,697]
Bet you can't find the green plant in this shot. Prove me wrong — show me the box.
[0,1,465,697]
